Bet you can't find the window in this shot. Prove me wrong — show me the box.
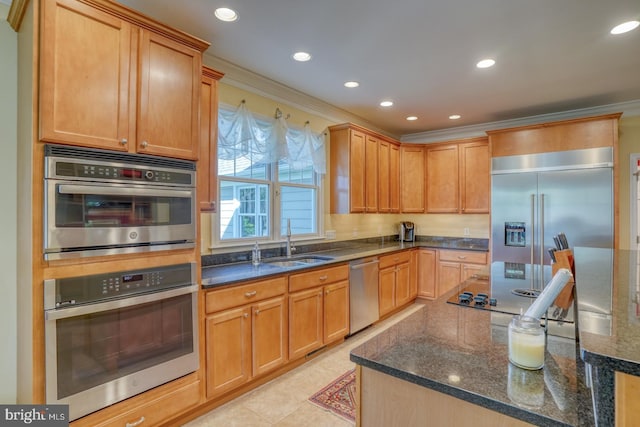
[217,104,325,243]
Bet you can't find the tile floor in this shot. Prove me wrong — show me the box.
[185,303,423,427]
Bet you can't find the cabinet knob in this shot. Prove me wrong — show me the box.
[119,138,128,146]
[126,416,145,427]
[319,275,328,281]
[243,313,249,318]
[255,309,260,315]
[245,290,257,298]
[458,256,467,260]
[141,141,148,148]
[326,289,331,295]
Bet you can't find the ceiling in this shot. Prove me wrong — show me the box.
[118,0,640,138]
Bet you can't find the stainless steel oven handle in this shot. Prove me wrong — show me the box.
[57,184,192,199]
[45,284,198,321]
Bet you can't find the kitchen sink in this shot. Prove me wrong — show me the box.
[265,255,334,267]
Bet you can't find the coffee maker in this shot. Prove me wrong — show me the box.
[399,222,415,242]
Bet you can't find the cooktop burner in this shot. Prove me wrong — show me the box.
[445,278,573,324]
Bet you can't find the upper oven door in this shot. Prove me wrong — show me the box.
[44,180,196,259]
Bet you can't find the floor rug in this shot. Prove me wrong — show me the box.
[308,369,356,423]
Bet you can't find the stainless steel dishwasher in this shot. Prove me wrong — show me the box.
[349,257,380,334]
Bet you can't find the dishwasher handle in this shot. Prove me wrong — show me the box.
[350,259,379,270]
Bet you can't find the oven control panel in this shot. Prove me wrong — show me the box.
[54,161,193,185]
[44,263,195,309]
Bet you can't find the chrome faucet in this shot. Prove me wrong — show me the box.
[286,218,296,258]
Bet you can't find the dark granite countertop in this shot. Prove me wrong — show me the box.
[573,247,640,425]
[201,236,488,288]
[350,278,593,426]
[574,247,640,375]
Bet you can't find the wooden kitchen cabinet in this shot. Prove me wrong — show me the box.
[400,145,426,213]
[40,0,208,160]
[323,280,350,343]
[378,252,413,316]
[459,140,490,213]
[329,124,398,213]
[364,134,379,212]
[84,377,201,427]
[379,139,400,213]
[437,250,488,297]
[288,265,350,360]
[199,66,225,211]
[616,371,640,427]
[289,287,323,360]
[205,277,287,398]
[426,137,489,214]
[417,249,437,299]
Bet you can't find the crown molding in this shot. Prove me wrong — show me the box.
[7,0,29,31]
[401,99,640,143]
[203,53,640,144]
[203,53,399,138]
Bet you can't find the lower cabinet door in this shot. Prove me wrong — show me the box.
[206,306,251,398]
[252,296,287,377]
[395,262,411,306]
[323,280,349,344]
[378,267,396,316]
[289,288,323,360]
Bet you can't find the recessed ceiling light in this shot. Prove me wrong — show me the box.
[476,59,496,69]
[406,116,418,121]
[449,114,461,120]
[344,81,360,88]
[610,20,640,35]
[380,101,393,107]
[292,52,312,62]
[214,7,238,22]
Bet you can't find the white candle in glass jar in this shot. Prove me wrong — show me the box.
[508,315,545,370]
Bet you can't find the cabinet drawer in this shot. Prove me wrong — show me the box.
[91,380,200,427]
[439,250,487,265]
[289,265,349,292]
[206,277,287,313]
[379,251,411,269]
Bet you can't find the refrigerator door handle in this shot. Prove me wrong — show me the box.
[531,193,536,290]
[540,193,545,289]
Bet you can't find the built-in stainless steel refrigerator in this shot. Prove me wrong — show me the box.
[491,147,614,289]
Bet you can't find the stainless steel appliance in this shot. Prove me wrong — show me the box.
[399,221,415,242]
[491,147,614,289]
[44,144,196,260]
[447,263,576,338]
[44,263,199,421]
[349,257,380,334]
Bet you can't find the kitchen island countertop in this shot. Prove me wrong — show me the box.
[350,276,593,426]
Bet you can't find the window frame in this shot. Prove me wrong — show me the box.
[213,110,324,247]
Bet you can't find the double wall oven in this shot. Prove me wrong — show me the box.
[44,263,199,421]
[44,144,196,260]
[42,145,200,421]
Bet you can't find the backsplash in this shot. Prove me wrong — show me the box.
[201,212,490,256]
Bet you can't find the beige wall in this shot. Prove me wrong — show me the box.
[617,116,640,250]
[0,2,18,403]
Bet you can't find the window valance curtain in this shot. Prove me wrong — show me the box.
[218,102,326,174]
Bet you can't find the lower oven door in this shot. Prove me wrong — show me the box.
[44,284,199,421]
[44,180,196,260]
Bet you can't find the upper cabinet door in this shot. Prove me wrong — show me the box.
[364,134,379,212]
[426,144,459,213]
[400,146,425,213]
[40,0,133,151]
[349,129,367,213]
[460,141,489,213]
[137,30,202,160]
